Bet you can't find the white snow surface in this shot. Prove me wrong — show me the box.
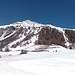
[0,46,75,75]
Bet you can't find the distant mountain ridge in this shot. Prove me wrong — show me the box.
[0,20,75,52]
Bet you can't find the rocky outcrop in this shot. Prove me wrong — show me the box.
[0,27,23,50]
[0,20,75,51]
[37,26,66,47]
[65,30,75,43]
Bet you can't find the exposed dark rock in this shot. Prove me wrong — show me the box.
[4,45,10,52]
[0,28,4,37]
[0,27,23,50]
[20,50,28,54]
[65,30,75,43]
[37,27,66,47]
[10,26,15,30]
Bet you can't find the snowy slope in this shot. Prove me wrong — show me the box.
[0,47,75,75]
[0,20,43,51]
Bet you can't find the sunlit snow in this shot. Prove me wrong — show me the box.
[0,46,75,75]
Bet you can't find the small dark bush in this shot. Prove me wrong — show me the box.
[20,50,28,54]
[0,55,1,58]
[5,46,9,52]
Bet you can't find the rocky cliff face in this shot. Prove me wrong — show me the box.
[0,20,75,51]
[65,30,75,43]
[37,27,65,46]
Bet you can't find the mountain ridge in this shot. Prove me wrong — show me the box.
[0,20,75,52]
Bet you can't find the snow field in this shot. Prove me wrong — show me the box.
[0,48,75,75]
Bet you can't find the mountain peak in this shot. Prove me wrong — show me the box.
[23,20,38,25]
[24,20,34,23]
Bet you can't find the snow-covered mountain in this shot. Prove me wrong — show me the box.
[0,20,75,51]
[1,20,75,75]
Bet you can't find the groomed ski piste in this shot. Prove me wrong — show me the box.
[0,45,75,75]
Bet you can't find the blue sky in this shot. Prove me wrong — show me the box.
[0,0,75,28]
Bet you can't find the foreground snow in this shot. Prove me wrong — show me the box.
[0,47,75,75]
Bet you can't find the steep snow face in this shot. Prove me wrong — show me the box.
[62,30,70,46]
[11,20,43,28]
